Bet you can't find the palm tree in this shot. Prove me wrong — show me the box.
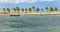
[49,6,53,12]
[36,8,40,12]
[54,7,58,11]
[25,8,28,13]
[32,6,35,12]
[3,8,5,13]
[16,7,20,12]
[46,6,48,12]
[13,8,16,12]
[15,7,20,14]
[21,8,24,12]
[29,8,32,12]
[7,8,10,12]
[41,8,43,12]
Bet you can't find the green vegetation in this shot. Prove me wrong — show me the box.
[3,8,5,14]
[46,6,48,12]
[32,6,35,12]
[29,8,32,12]
[7,8,10,12]
[54,7,58,11]
[3,6,58,13]
[36,8,40,12]
[41,8,43,12]
[49,6,54,11]
[21,8,24,12]
[13,8,16,12]
[25,8,28,13]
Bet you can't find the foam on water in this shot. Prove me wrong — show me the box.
[0,16,60,32]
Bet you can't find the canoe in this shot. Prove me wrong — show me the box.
[10,15,20,16]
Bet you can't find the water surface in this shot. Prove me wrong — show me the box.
[0,16,60,32]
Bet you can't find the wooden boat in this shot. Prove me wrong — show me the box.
[10,15,20,16]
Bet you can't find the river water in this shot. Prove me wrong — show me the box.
[0,16,60,32]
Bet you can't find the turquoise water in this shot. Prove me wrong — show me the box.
[0,16,60,32]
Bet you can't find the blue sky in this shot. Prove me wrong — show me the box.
[0,0,60,12]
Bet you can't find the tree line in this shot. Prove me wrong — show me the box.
[3,6,58,13]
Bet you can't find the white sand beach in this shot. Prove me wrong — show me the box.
[0,11,60,16]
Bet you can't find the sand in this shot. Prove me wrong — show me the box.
[0,11,60,16]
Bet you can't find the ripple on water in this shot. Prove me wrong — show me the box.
[0,16,60,32]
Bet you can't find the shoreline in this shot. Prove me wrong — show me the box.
[0,12,60,16]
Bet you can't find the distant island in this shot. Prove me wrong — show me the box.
[0,6,59,16]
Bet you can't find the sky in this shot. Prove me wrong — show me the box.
[0,0,60,12]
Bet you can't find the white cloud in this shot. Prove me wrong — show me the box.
[0,0,38,3]
[0,0,59,4]
[41,0,54,2]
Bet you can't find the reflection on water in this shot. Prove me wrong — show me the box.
[0,16,60,32]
